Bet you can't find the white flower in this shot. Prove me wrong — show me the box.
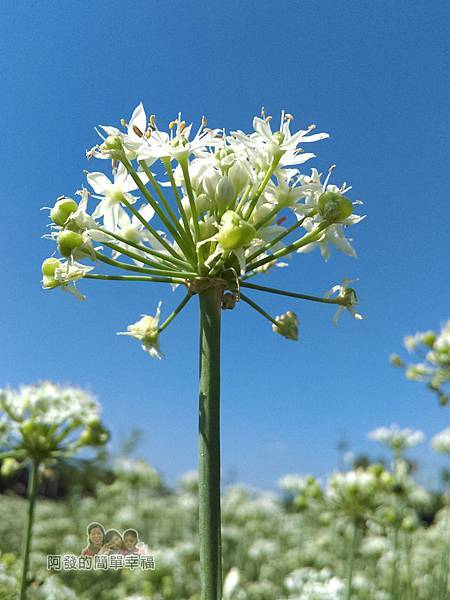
[125,111,221,163]
[231,111,328,168]
[431,428,450,455]
[368,424,425,453]
[87,163,145,231]
[324,278,363,325]
[117,303,163,359]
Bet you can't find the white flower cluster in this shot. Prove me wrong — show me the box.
[41,103,364,357]
[368,424,425,454]
[392,319,450,405]
[284,567,345,599]
[0,382,108,469]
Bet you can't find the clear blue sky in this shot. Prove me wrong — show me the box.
[1,1,449,489]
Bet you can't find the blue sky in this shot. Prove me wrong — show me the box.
[1,1,449,489]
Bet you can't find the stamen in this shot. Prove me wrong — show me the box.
[201,115,207,127]
[120,118,127,127]
[132,125,144,137]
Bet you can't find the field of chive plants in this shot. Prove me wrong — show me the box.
[0,424,450,600]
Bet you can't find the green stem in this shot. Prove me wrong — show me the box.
[99,227,192,270]
[246,222,328,272]
[180,159,201,242]
[198,287,222,600]
[84,273,185,284]
[139,160,197,260]
[119,194,185,262]
[239,292,280,328]
[253,204,280,230]
[101,241,196,278]
[20,460,39,600]
[345,519,358,600]
[139,161,180,230]
[94,251,195,279]
[121,156,190,254]
[243,157,281,220]
[162,157,197,250]
[159,293,191,332]
[245,213,312,264]
[240,281,344,306]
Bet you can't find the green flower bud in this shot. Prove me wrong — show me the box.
[57,230,84,257]
[50,198,78,227]
[273,131,285,145]
[401,516,417,532]
[215,177,236,211]
[41,258,60,277]
[196,193,210,214]
[198,221,217,241]
[273,311,298,341]
[42,275,59,289]
[104,136,123,151]
[318,191,353,223]
[20,420,36,438]
[217,211,256,250]
[369,463,385,477]
[382,507,397,524]
[294,494,308,511]
[380,472,395,487]
[421,331,437,347]
[228,163,249,195]
[1,553,16,567]
[79,425,109,447]
[1,458,20,477]
[390,353,405,368]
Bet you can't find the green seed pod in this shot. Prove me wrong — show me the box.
[217,211,256,250]
[50,198,78,227]
[41,258,60,277]
[57,230,84,257]
[318,191,353,223]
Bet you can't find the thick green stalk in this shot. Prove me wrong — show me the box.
[20,460,39,600]
[198,287,222,600]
